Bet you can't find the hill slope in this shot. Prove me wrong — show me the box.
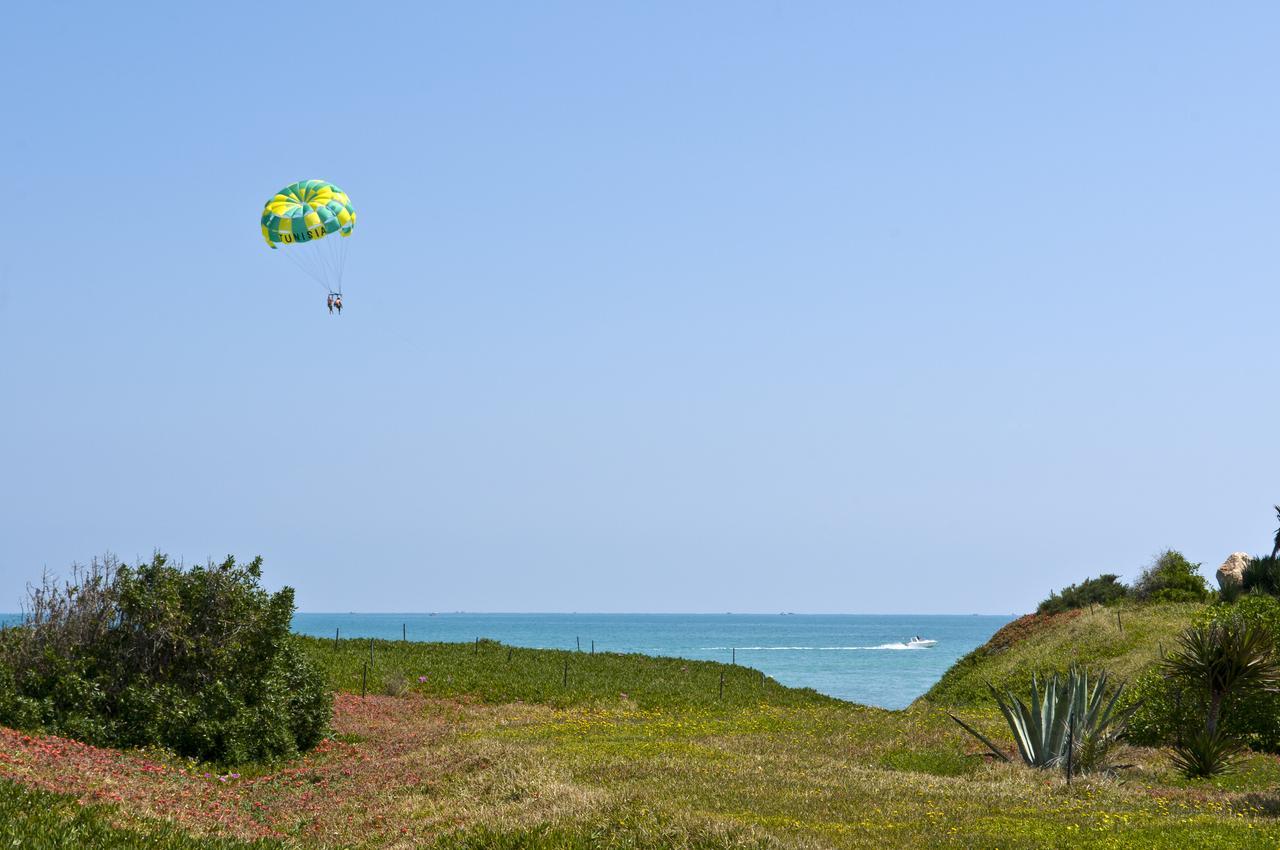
[924,602,1203,705]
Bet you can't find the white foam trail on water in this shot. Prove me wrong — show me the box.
[700,644,927,651]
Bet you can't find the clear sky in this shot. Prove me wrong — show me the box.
[1,2,1277,614]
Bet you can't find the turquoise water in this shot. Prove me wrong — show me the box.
[292,613,1012,709]
[0,611,1012,709]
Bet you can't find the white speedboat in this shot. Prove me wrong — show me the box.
[906,637,937,648]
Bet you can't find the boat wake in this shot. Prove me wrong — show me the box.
[701,643,932,652]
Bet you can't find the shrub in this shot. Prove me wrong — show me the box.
[1219,581,1244,604]
[383,671,411,697]
[1133,550,1209,604]
[1243,555,1280,597]
[1125,596,1280,755]
[1037,574,1130,615]
[0,553,330,764]
[1162,619,1279,735]
[1158,613,1280,776]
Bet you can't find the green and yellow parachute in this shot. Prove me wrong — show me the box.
[260,179,356,293]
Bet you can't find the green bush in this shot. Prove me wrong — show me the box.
[1133,550,1210,604]
[1037,574,1130,615]
[1124,595,1280,752]
[1243,555,1280,597]
[0,554,330,765]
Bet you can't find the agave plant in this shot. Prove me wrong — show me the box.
[950,668,1134,772]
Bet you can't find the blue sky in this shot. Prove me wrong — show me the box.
[1,2,1277,613]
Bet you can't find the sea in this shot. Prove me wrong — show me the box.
[0,611,1012,710]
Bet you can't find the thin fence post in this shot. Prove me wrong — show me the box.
[334,627,339,651]
[1066,716,1075,784]
[1116,611,1123,634]
[591,640,595,655]
[403,623,406,642]
[370,637,374,666]
[719,671,724,700]
[475,637,479,654]
[507,647,512,663]
[576,636,580,652]
[732,648,736,665]
[361,662,367,698]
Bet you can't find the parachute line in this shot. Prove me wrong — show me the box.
[282,232,349,294]
[260,179,355,297]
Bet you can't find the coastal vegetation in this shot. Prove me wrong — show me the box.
[950,518,1280,785]
[0,554,329,764]
[1033,549,1209,616]
[949,668,1134,774]
[7,546,1280,847]
[925,602,1197,706]
[1127,595,1280,756]
[1036,573,1129,615]
[6,633,1280,848]
[1243,555,1280,597]
[1160,617,1279,777]
[1132,550,1211,604]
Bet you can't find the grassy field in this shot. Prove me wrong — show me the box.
[306,635,838,710]
[5,608,1280,848]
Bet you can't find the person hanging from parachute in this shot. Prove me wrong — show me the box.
[260,179,356,312]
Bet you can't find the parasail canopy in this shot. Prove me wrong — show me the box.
[260,179,356,294]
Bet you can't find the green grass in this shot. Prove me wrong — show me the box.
[420,697,1280,849]
[925,602,1202,705]
[9,607,1280,849]
[299,635,837,710]
[0,780,285,850]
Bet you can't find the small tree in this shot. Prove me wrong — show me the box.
[1132,550,1209,604]
[1162,619,1280,776]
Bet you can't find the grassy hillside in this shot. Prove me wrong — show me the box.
[6,623,1280,848]
[924,602,1203,705]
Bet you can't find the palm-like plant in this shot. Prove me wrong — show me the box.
[1169,729,1245,779]
[950,668,1133,772]
[1272,504,1280,559]
[1162,620,1280,737]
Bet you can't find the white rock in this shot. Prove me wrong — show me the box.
[1216,552,1251,590]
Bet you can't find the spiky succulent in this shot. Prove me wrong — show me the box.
[950,668,1135,773]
